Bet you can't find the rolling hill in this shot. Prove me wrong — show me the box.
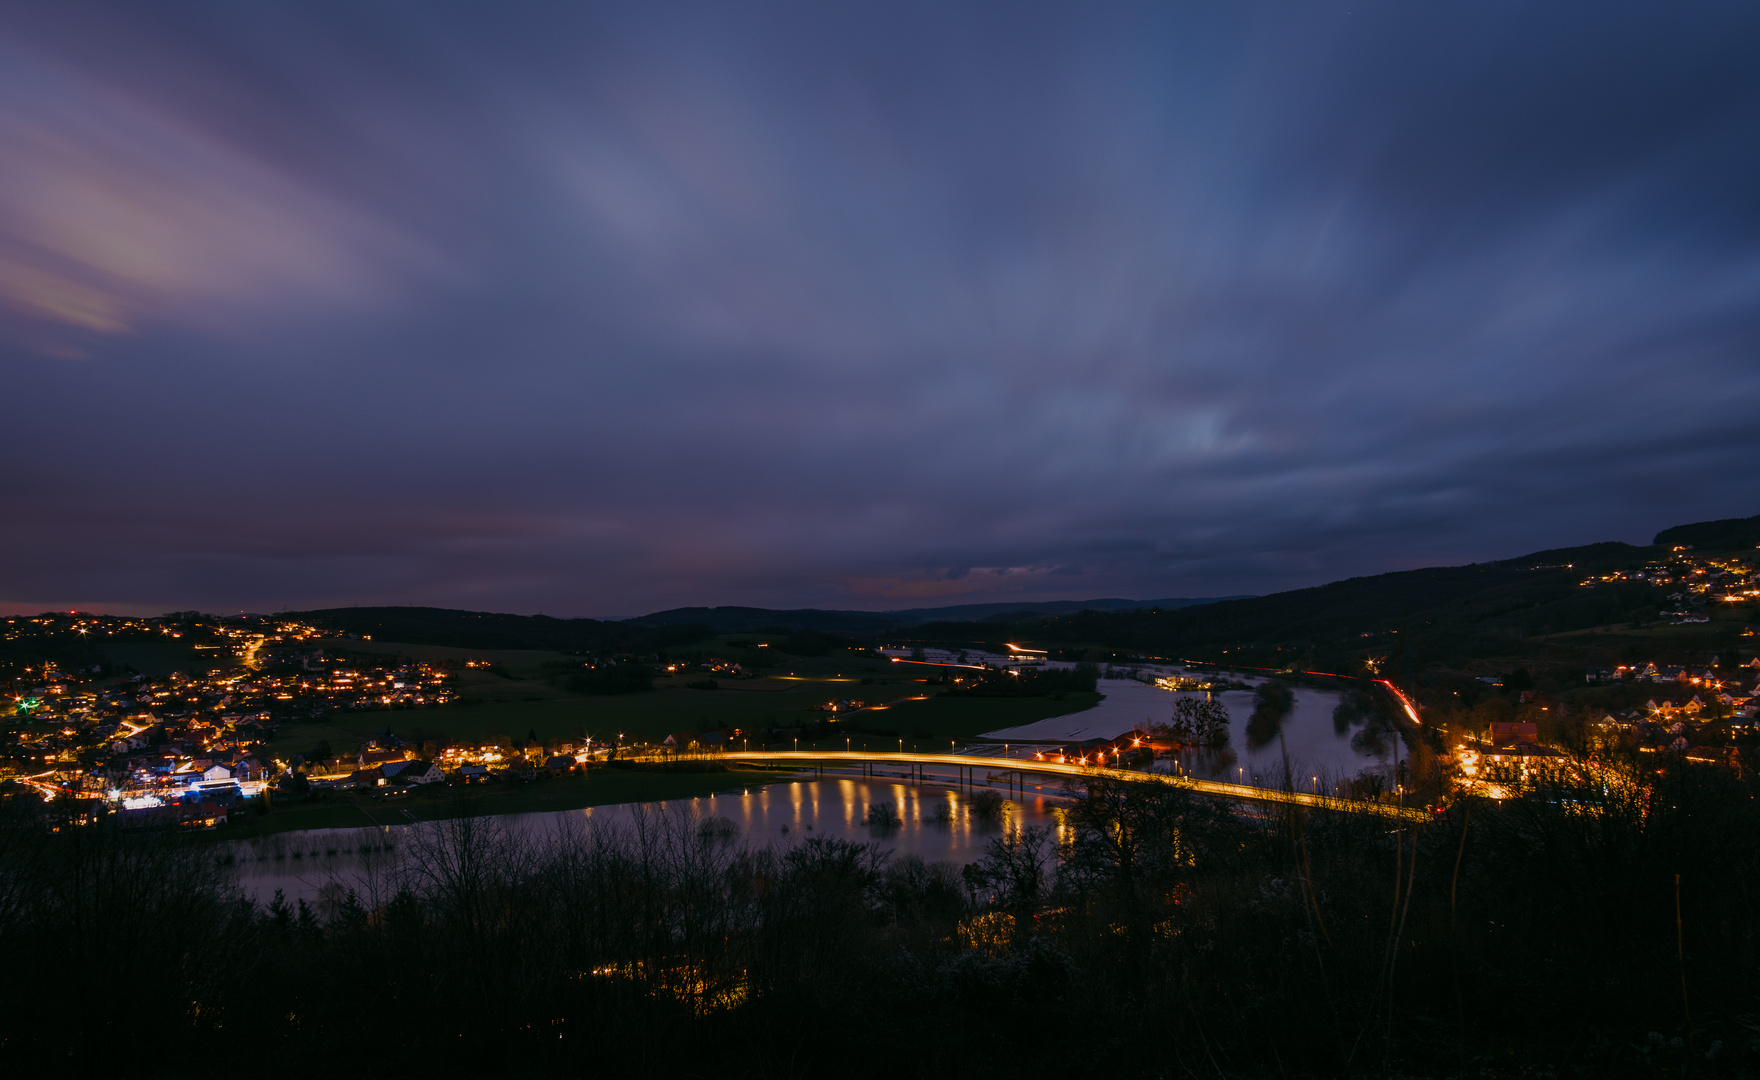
[291,514,1758,673]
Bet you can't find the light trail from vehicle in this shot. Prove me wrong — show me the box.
[715,750,1428,820]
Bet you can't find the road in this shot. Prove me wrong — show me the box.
[715,749,1428,821]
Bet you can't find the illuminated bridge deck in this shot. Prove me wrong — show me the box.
[714,750,1428,821]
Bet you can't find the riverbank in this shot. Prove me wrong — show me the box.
[209,764,798,841]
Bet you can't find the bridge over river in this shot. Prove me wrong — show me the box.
[715,749,1429,821]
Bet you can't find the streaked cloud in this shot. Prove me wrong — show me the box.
[0,43,447,353]
[1,1,1756,615]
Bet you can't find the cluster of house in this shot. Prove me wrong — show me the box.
[1579,549,1759,623]
[1593,657,1757,687]
[18,684,279,798]
[1456,682,1756,799]
[423,737,601,783]
[307,747,448,791]
[1,611,242,646]
[12,653,453,784]
[3,615,468,827]
[101,734,611,828]
[1152,674,1215,692]
[1591,699,1748,760]
[1590,659,1760,720]
[1028,728,1166,767]
[297,656,457,711]
[111,748,278,828]
[289,737,606,792]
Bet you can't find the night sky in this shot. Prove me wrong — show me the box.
[2,2,1757,618]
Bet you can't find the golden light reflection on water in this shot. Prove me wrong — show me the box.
[621,776,1064,858]
[233,775,1072,904]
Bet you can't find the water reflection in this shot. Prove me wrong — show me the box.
[225,778,1067,903]
[1164,686,1397,794]
[988,675,1398,794]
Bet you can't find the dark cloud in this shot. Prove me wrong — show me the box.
[2,1,1757,616]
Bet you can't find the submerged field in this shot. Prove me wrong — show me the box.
[211,765,799,840]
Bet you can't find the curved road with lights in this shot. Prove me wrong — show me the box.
[716,750,1428,821]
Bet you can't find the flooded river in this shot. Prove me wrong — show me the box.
[227,672,1402,904]
[225,777,1068,903]
[986,675,1399,790]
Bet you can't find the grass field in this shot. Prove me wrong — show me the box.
[819,691,1105,745]
[268,640,1103,757]
[1534,615,1754,640]
[94,641,210,677]
[210,765,798,840]
[271,674,932,754]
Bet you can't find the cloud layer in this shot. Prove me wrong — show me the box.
[3,1,1757,616]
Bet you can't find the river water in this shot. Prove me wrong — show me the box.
[228,674,1399,904]
[225,777,1068,903]
[984,676,1399,790]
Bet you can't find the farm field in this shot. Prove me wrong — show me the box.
[268,638,1103,755]
[817,691,1105,746]
[94,641,210,677]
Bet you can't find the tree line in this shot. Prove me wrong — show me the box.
[1,756,1756,1076]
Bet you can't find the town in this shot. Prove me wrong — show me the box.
[3,612,462,826]
[8,600,1760,831]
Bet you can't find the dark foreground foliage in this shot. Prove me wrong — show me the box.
[2,761,1758,1078]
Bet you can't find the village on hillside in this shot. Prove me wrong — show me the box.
[6,599,1760,827]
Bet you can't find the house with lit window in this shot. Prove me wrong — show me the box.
[1457,719,1571,795]
[382,759,444,785]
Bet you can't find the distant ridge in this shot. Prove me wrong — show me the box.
[881,596,1255,621]
[284,596,1250,647]
[1654,513,1760,551]
[286,511,1753,658]
[623,596,1251,633]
